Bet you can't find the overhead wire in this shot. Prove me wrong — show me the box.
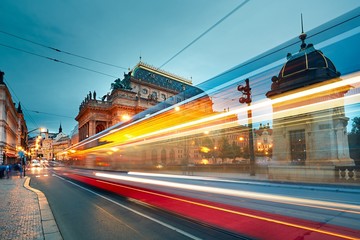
[27,110,74,119]
[4,76,74,134]
[2,3,358,134]
[0,29,127,70]
[158,0,250,69]
[0,43,119,78]
[206,11,360,89]
[3,77,40,129]
[0,1,252,132]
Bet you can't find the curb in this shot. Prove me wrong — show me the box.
[24,177,63,240]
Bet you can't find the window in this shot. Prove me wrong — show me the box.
[289,130,306,164]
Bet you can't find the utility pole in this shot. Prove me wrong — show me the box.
[238,79,255,176]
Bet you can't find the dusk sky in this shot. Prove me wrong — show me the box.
[1,0,360,135]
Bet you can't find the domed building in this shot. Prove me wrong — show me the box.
[266,30,354,180]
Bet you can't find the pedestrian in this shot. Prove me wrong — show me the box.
[5,164,10,179]
[18,163,23,178]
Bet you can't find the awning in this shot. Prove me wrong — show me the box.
[5,152,17,158]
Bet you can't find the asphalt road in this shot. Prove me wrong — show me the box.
[27,167,250,240]
[67,168,360,231]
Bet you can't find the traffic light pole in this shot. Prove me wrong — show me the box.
[238,79,255,176]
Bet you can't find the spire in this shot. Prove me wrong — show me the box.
[0,71,4,84]
[299,13,307,50]
[17,102,23,113]
[59,123,62,133]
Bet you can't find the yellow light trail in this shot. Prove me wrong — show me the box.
[65,72,360,155]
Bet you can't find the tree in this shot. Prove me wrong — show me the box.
[350,117,360,134]
[218,136,232,163]
[348,117,360,165]
[231,141,241,161]
[201,136,214,159]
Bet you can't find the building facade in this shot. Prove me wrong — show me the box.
[0,71,27,165]
[71,62,254,168]
[28,125,70,161]
[76,61,200,141]
[254,123,273,157]
[266,30,353,178]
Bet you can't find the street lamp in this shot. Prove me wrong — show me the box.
[181,85,189,170]
[238,79,255,176]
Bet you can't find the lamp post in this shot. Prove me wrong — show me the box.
[182,85,188,167]
[176,85,190,174]
[238,79,255,176]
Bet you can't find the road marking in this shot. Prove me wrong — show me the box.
[54,174,202,240]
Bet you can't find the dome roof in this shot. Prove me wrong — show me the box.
[266,32,340,98]
[280,44,337,78]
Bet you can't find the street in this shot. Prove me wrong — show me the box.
[25,165,360,240]
[27,166,248,240]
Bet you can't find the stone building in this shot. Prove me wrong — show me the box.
[71,61,247,168]
[0,71,27,165]
[266,30,353,180]
[28,125,70,161]
[52,125,71,160]
[76,61,201,141]
[254,123,273,157]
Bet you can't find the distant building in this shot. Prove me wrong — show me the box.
[0,71,27,165]
[52,125,70,160]
[28,125,70,161]
[254,123,273,157]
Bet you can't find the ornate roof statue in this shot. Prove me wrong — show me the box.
[111,72,132,91]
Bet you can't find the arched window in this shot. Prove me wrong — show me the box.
[96,124,105,134]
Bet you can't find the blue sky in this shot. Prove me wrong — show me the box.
[1,0,359,135]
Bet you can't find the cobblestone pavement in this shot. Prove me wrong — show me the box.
[0,174,62,240]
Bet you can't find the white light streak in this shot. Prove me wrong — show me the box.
[95,172,360,212]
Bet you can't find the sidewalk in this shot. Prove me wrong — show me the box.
[0,175,62,240]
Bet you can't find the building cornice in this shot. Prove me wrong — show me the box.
[133,61,192,85]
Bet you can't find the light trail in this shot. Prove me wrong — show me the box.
[94,172,360,213]
[95,177,360,240]
[54,175,202,240]
[128,171,360,195]
[74,73,360,154]
[61,68,360,161]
